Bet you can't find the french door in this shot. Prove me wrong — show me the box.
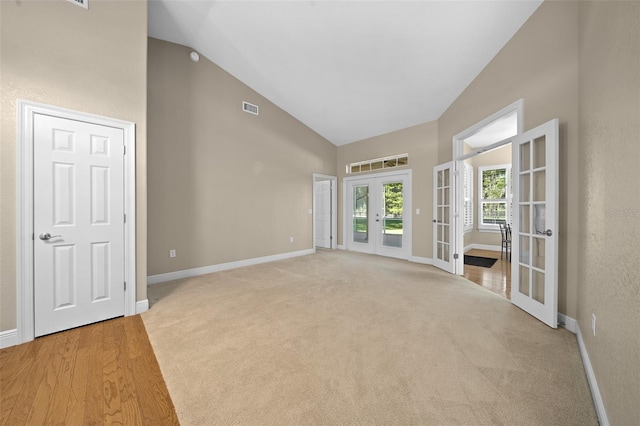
[433,162,455,273]
[345,171,411,259]
[511,119,559,328]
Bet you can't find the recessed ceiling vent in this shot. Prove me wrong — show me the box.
[242,101,259,116]
[67,0,88,9]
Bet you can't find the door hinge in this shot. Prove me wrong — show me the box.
[124,281,127,291]
[453,253,459,260]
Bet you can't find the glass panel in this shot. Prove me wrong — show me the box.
[397,156,408,166]
[533,237,545,270]
[437,170,443,188]
[437,243,443,260]
[532,270,545,303]
[519,265,530,296]
[443,207,450,225]
[437,224,443,241]
[371,161,383,170]
[352,185,368,243]
[351,165,360,174]
[360,163,370,172]
[520,205,531,234]
[443,243,450,262]
[443,169,450,187]
[520,141,531,172]
[437,206,443,223]
[519,173,530,202]
[442,224,449,243]
[533,204,546,235]
[481,168,507,199]
[534,136,546,169]
[382,182,403,248]
[519,235,530,265]
[443,187,450,206]
[438,188,444,206]
[482,202,506,225]
[384,159,397,168]
[533,170,546,202]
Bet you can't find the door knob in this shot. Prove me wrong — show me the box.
[543,229,553,237]
[39,232,62,240]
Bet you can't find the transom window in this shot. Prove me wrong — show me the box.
[478,164,512,229]
[347,154,408,174]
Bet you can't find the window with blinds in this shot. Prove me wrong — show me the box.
[464,163,473,232]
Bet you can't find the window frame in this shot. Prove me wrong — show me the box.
[463,162,473,233]
[477,163,512,231]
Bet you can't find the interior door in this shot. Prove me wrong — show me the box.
[314,180,332,249]
[433,162,455,273]
[511,119,559,328]
[346,172,410,259]
[33,113,126,337]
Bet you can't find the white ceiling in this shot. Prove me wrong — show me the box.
[148,1,542,146]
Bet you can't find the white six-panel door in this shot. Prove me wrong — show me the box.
[33,114,125,337]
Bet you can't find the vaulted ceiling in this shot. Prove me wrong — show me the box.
[148,1,542,146]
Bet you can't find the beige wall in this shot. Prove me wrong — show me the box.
[336,121,439,259]
[438,1,580,317]
[578,2,640,424]
[464,144,512,249]
[147,38,336,275]
[0,0,148,332]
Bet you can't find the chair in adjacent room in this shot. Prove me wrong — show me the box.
[499,223,512,261]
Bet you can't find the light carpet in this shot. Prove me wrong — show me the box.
[142,250,597,425]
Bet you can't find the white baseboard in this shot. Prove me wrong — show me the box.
[576,322,610,426]
[558,313,577,334]
[136,299,149,314]
[409,256,433,265]
[0,329,18,349]
[465,243,501,252]
[147,249,315,285]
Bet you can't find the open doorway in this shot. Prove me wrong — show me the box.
[453,100,522,299]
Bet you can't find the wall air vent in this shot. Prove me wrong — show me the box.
[67,0,88,9]
[242,101,259,116]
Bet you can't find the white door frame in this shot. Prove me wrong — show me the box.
[452,99,523,275]
[342,169,412,259]
[312,173,337,249]
[16,100,137,344]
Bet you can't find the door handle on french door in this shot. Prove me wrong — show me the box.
[39,232,62,241]
[543,229,553,236]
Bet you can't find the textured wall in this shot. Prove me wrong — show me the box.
[578,2,640,424]
[147,38,336,276]
[437,1,579,317]
[336,121,439,259]
[0,0,147,332]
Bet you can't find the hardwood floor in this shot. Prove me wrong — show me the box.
[0,315,179,425]
[463,249,512,299]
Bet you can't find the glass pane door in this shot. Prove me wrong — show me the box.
[352,185,369,244]
[433,162,454,273]
[511,120,558,328]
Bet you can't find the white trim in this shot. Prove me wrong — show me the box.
[558,313,577,334]
[312,174,338,250]
[409,256,433,265]
[0,329,18,349]
[147,249,315,285]
[464,244,502,253]
[16,100,137,345]
[337,244,346,250]
[576,322,610,426]
[136,299,149,314]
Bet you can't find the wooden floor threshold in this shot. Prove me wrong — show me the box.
[0,315,179,425]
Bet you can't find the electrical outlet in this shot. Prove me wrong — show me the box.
[169,249,176,258]
[289,236,294,243]
[416,208,421,215]
[592,313,596,336]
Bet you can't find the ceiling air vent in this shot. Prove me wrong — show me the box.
[67,0,88,9]
[242,101,259,116]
